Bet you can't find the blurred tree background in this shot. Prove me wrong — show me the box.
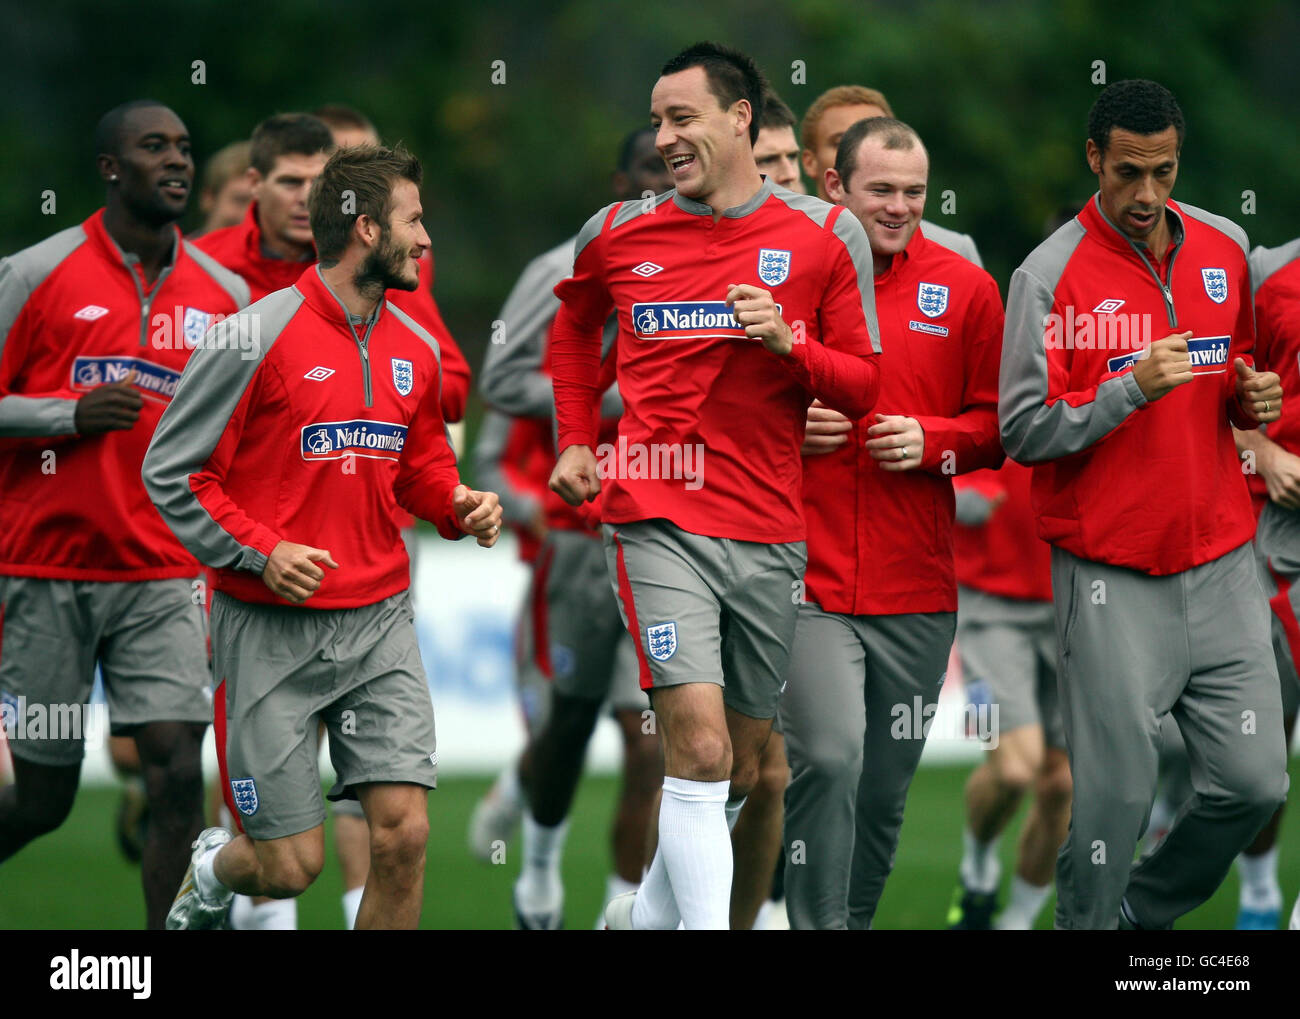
[4,0,1298,439]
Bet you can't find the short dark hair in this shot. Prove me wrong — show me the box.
[311,104,377,138]
[660,41,766,145]
[835,117,923,187]
[759,89,797,131]
[249,113,335,177]
[1088,79,1185,154]
[94,100,171,159]
[617,127,656,173]
[308,143,422,263]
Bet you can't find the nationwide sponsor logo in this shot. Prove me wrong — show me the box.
[1202,267,1229,304]
[909,320,949,337]
[303,366,335,381]
[182,307,213,347]
[230,777,259,816]
[70,356,181,402]
[300,418,409,461]
[391,357,414,396]
[646,621,678,662]
[1107,335,1229,375]
[757,248,792,286]
[917,282,949,318]
[631,261,664,277]
[1093,298,1126,314]
[631,300,782,340]
[73,304,110,322]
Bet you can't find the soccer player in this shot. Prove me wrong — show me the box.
[477,127,669,929]
[780,116,1003,930]
[148,143,501,930]
[1230,238,1300,928]
[0,100,248,929]
[193,141,253,236]
[1000,79,1287,929]
[798,85,982,266]
[550,42,881,930]
[945,460,1069,930]
[754,89,804,193]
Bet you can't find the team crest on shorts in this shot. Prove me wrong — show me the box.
[757,249,791,287]
[917,282,949,318]
[646,622,678,662]
[1201,268,1228,304]
[230,778,259,816]
[391,358,414,396]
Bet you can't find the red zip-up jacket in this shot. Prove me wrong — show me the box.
[552,179,881,544]
[142,266,465,609]
[802,228,1004,615]
[953,462,1053,602]
[1251,239,1300,459]
[0,209,248,580]
[1000,195,1258,576]
[195,201,471,423]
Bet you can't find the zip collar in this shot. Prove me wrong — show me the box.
[84,207,182,281]
[295,265,384,331]
[874,223,927,285]
[672,175,774,218]
[1083,192,1186,260]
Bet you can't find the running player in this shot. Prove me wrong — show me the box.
[780,116,1003,929]
[945,460,1068,930]
[150,143,501,930]
[1230,238,1300,928]
[0,100,248,928]
[477,127,669,929]
[551,42,880,929]
[798,85,981,265]
[1000,79,1287,929]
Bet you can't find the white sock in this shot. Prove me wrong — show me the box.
[1146,796,1176,838]
[342,887,364,930]
[655,776,732,930]
[753,900,772,930]
[724,796,747,832]
[194,845,227,903]
[515,812,567,910]
[494,763,522,809]
[1289,894,1300,930]
[229,894,254,930]
[595,874,639,929]
[1238,847,1282,911]
[995,875,1051,930]
[959,827,1000,894]
[630,846,680,930]
[249,898,297,930]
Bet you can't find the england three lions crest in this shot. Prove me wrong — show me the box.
[1201,268,1228,305]
[917,282,949,318]
[758,249,791,287]
[391,358,414,396]
[646,621,678,662]
[230,777,259,816]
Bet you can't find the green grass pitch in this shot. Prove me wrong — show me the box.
[1,760,1297,929]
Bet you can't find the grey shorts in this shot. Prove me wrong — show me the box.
[0,575,211,765]
[956,586,1064,748]
[602,519,806,720]
[1252,503,1300,719]
[212,590,437,841]
[514,532,645,734]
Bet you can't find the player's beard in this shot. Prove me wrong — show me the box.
[355,230,418,300]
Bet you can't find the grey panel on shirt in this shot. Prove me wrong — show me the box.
[0,225,88,437]
[1250,239,1300,296]
[182,240,251,309]
[472,408,541,526]
[921,219,983,268]
[143,289,301,574]
[999,218,1146,464]
[479,237,575,418]
[1175,201,1249,258]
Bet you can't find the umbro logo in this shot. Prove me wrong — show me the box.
[631,262,664,277]
[74,305,109,321]
[1092,299,1125,314]
[304,366,335,381]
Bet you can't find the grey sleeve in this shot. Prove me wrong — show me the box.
[999,266,1146,464]
[479,245,571,417]
[473,409,541,525]
[143,294,298,573]
[954,487,997,526]
[0,235,84,437]
[830,209,881,353]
